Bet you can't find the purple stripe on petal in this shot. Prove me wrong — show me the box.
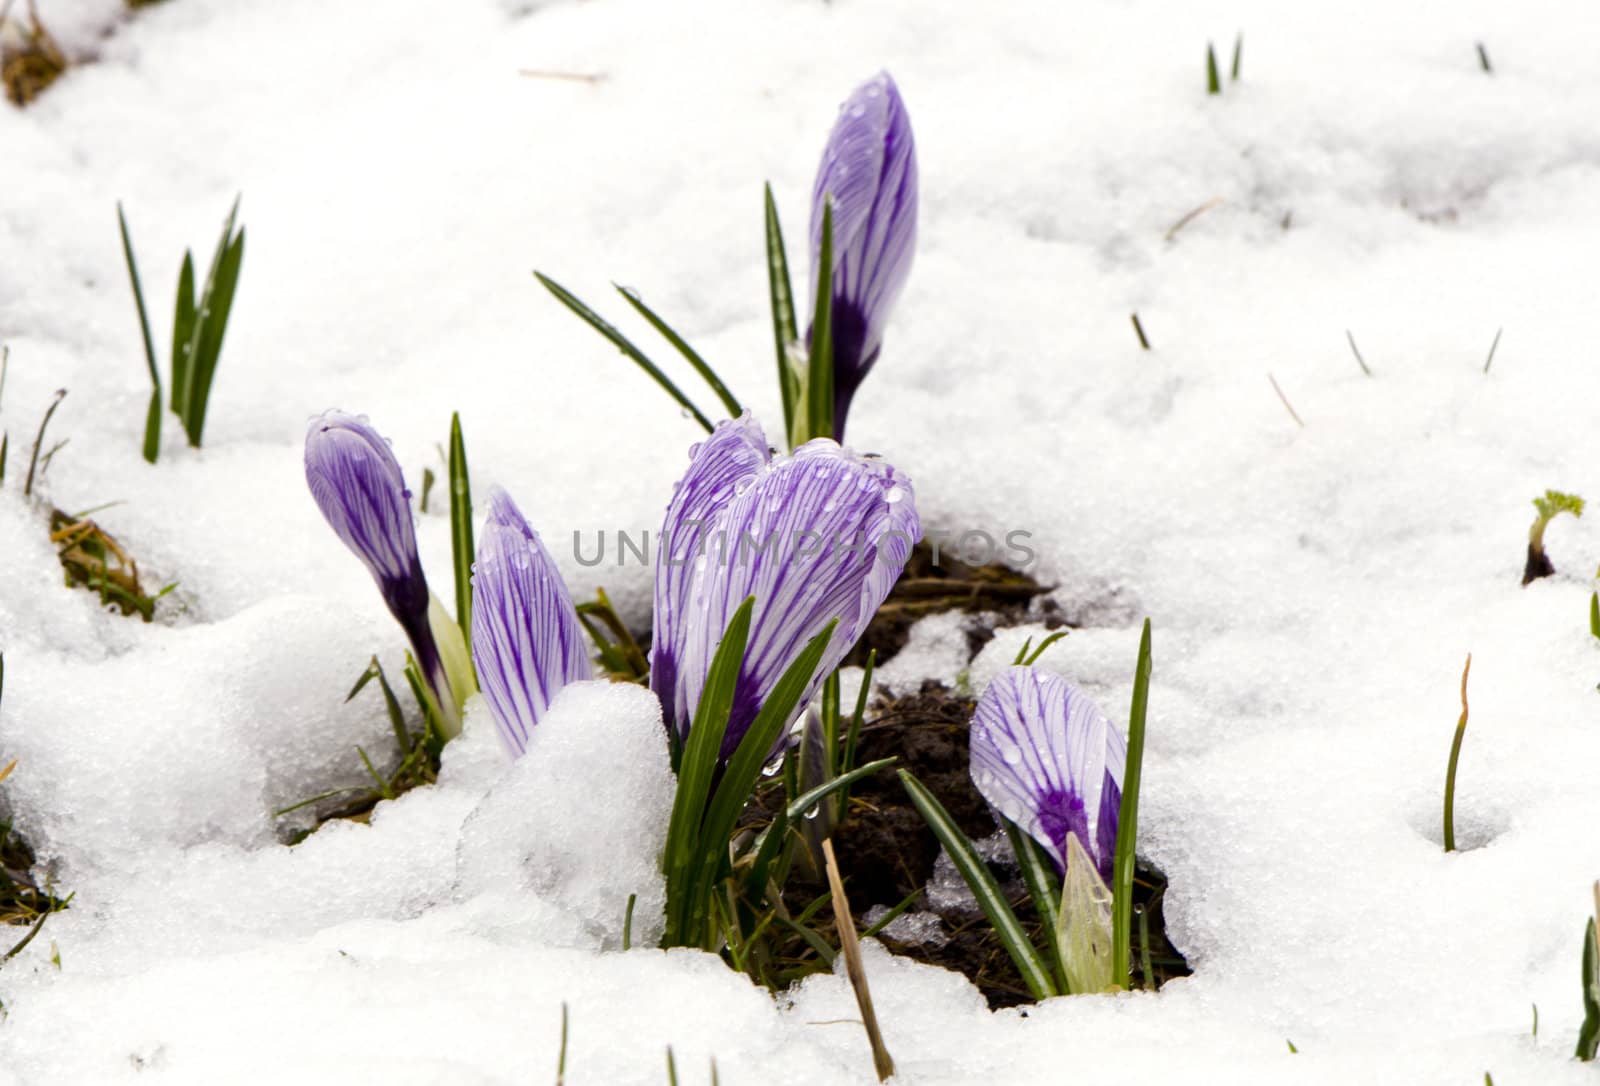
[807,71,918,439]
[970,667,1126,879]
[305,411,445,697]
[649,413,772,738]
[672,437,920,758]
[471,487,592,758]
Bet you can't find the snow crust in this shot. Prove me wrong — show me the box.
[4,0,1600,1081]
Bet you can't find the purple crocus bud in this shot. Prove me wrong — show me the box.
[808,71,918,440]
[305,411,451,711]
[649,414,772,732]
[471,487,592,758]
[970,667,1127,882]
[652,412,920,757]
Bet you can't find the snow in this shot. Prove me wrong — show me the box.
[3,0,1600,1081]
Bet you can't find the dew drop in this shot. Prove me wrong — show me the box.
[885,485,905,504]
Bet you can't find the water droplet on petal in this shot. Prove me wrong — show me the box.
[885,486,905,504]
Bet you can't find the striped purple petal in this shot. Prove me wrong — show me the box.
[671,437,920,757]
[305,411,447,703]
[649,413,772,738]
[970,667,1127,881]
[471,487,592,758]
[807,71,918,440]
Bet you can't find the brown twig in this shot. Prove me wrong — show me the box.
[1164,197,1223,242]
[517,68,605,84]
[821,838,895,1082]
[1267,373,1305,428]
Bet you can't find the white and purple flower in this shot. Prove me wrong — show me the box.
[650,413,919,757]
[471,487,592,758]
[808,71,918,440]
[970,667,1126,882]
[305,410,459,728]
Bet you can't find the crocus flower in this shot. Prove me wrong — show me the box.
[650,412,919,757]
[471,487,592,758]
[808,71,918,440]
[970,667,1126,882]
[306,411,458,731]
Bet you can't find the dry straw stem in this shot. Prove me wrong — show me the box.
[517,68,605,84]
[1,0,66,107]
[821,838,895,1082]
[1164,197,1223,242]
[1267,373,1305,428]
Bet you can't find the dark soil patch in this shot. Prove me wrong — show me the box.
[779,680,1190,1008]
[0,816,69,958]
[848,540,1061,668]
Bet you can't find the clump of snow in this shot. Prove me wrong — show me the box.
[873,609,973,695]
[455,680,674,949]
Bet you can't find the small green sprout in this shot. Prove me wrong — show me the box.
[117,197,246,461]
[1578,881,1600,1061]
[1442,653,1471,853]
[1524,489,1584,585]
[1206,43,1220,94]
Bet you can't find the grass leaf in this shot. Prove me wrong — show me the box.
[170,252,195,415]
[534,272,713,433]
[614,285,743,418]
[1578,916,1599,1061]
[181,207,244,447]
[899,768,1057,999]
[691,621,840,937]
[764,183,800,438]
[116,204,162,464]
[1111,618,1153,989]
[663,597,754,946]
[802,199,835,445]
[1003,817,1067,991]
[449,412,474,649]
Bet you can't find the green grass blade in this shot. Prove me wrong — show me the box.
[181,220,244,447]
[802,200,835,445]
[534,272,713,433]
[1111,619,1153,989]
[170,252,195,415]
[692,621,839,924]
[1018,630,1068,667]
[663,597,754,945]
[1003,817,1066,992]
[786,756,892,826]
[1579,916,1599,1060]
[448,412,474,648]
[614,285,743,418]
[1230,33,1243,81]
[1206,44,1221,94]
[178,199,240,424]
[763,183,800,437]
[840,649,874,791]
[898,768,1057,999]
[1590,592,1599,639]
[1443,654,1471,853]
[116,204,162,463]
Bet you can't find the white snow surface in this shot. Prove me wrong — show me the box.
[4,0,1600,1081]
